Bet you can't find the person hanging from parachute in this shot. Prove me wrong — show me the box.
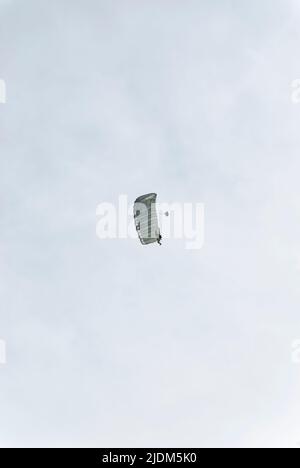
[157,232,162,245]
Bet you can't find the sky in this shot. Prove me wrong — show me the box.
[1,0,300,448]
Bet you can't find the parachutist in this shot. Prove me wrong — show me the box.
[134,193,162,246]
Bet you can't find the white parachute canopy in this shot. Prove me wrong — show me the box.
[134,193,162,245]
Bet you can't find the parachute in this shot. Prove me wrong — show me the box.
[134,193,162,245]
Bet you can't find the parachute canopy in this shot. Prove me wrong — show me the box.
[134,193,161,245]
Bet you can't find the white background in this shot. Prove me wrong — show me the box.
[1,0,300,448]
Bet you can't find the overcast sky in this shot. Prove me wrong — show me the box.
[1,0,300,448]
